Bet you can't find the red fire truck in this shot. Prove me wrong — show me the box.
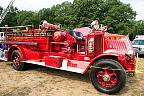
[0,23,135,94]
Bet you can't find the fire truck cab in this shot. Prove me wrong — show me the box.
[0,23,136,94]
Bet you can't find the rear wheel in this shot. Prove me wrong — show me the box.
[89,59,126,94]
[11,50,25,71]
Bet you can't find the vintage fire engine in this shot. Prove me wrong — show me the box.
[0,22,136,94]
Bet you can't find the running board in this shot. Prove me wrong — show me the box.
[22,60,85,74]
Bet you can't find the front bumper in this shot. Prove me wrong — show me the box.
[118,54,136,73]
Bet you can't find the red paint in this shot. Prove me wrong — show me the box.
[45,56,63,68]
[2,27,135,74]
[96,68,118,88]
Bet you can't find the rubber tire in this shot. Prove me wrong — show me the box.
[11,50,25,71]
[89,59,126,94]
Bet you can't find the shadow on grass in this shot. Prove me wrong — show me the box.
[31,64,90,83]
[25,64,139,95]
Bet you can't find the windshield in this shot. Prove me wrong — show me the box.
[132,40,144,45]
[73,31,83,37]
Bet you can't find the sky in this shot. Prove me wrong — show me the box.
[0,0,144,20]
[120,0,144,20]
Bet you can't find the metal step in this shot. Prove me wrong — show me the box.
[22,60,84,74]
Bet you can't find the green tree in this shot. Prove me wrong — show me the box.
[38,8,52,22]
[1,6,18,26]
[50,1,74,28]
[0,0,142,40]
[0,6,3,14]
[16,10,33,25]
[73,0,136,34]
[0,6,3,26]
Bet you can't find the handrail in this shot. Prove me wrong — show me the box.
[0,41,38,45]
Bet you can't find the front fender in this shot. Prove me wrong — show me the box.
[82,53,119,74]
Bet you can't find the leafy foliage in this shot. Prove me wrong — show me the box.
[0,0,143,39]
[0,6,18,26]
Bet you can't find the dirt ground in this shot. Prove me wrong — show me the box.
[0,57,144,96]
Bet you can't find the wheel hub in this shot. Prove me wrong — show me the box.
[102,74,110,82]
[13,56,20,66]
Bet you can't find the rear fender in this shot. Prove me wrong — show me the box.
[82,53,119,74]
[8,45,28,61]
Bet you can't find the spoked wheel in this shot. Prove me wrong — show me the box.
[90,59,126,94]
[11,50,25,71]
[97,68,118,88]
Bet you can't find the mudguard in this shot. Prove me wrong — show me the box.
[82,53,119,74]
[8,45,28,61]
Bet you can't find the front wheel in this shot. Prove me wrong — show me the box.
[11,50,25,71]
[89,59,126,94]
